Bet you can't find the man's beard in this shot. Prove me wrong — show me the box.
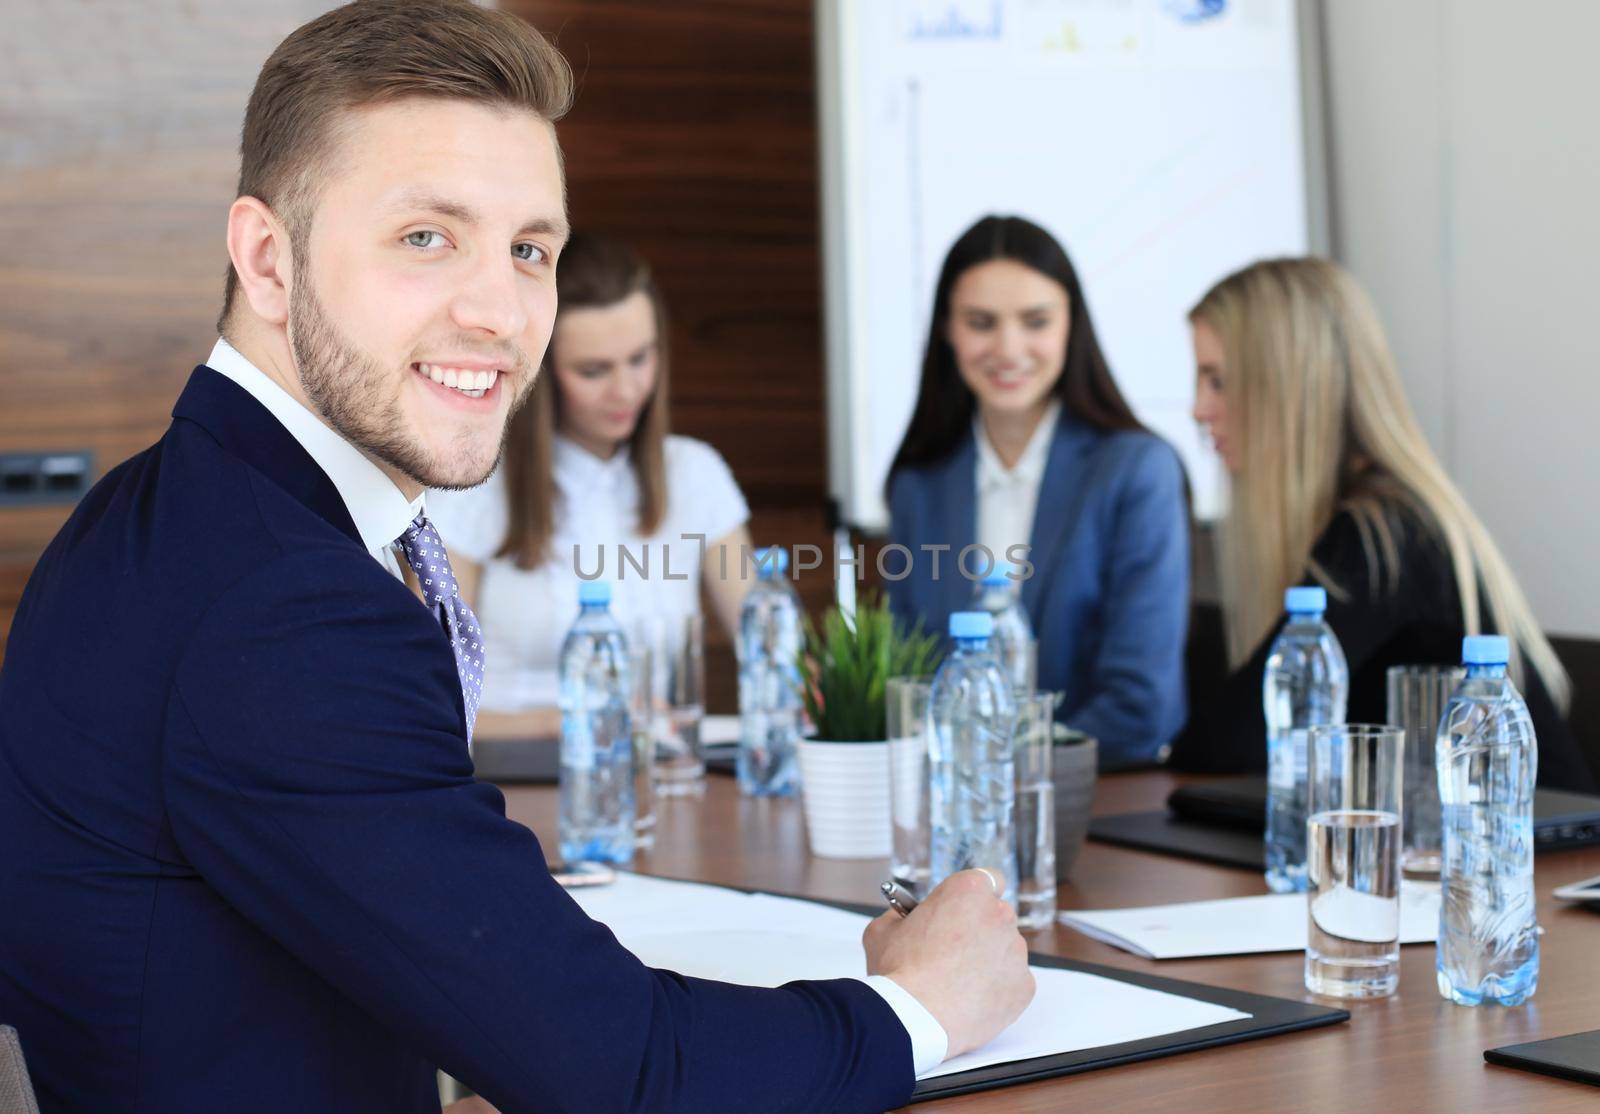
[287,271,532,490]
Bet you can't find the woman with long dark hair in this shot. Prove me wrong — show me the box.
[886,215,1189,766]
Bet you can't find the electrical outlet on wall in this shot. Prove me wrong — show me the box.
[0,452,94,507]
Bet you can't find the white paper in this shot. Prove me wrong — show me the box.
[700,714,740,748]
[928,967,1249,1080]
[1059,881,1440,960]
[572,873,1250,1079]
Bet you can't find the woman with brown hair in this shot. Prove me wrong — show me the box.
[1172,256,1594,790]
[433,232,752,736]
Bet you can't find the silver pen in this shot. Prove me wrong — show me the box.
[880,879,920,918]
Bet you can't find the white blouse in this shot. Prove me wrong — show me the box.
[974,399,1060,566]
[430,434,749,711]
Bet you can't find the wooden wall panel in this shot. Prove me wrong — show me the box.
[506,0,828,507]
[0,0,341,651]
[0,1,342,537]
[505,1,832,709]
[0,0,836,705]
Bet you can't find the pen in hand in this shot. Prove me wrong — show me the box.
[880,879,920,918]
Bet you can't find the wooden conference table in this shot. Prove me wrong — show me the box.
[495,770,1600,1112]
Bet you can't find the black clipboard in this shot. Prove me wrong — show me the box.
[1087,810,1266,871]
[703,743,737,776]
[471,738,743,781]
[677,881,1349,1101]
[1485,1030,1600,1087]
[471,736,560,783]
[907,949,1345,1100]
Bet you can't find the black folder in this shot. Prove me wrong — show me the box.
[470,737,742,782]
[793,891,1349,1101]
[471,736,560,782]
[1087,808,1265,871]
[703,742,737,776]
[1486,1030,1600,1088]
[1165,776,1600,853]
[1088,775,1600,871]
[908,949,1346,1101]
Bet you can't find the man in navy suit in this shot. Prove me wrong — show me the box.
[0,3,1033,1112]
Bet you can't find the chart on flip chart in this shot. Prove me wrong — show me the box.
[818,0,1322,527]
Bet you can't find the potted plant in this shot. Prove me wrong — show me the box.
[796,594,942,859]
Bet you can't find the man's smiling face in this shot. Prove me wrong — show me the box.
[286,97,568,490]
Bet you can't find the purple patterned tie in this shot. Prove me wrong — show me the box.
[396,512,484,743]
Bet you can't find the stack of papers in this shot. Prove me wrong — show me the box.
[1059,882,1441,960]
[570,873,1250,1080]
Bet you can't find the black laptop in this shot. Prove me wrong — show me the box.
[471,736,561,782]
[1169,775,1600,852]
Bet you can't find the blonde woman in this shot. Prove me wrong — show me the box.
[1170,257,1593,791]
[431,233,753,737]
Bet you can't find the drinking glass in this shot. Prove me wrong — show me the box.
[886,676,933,896]
[1386,665,1463,875]
[1305,724,1405,999]
[646,613,705,795]
[1012,692,1058,931]
[629,643,656,848]
[1013,637,1038,700]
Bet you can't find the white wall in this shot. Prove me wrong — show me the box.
[1322,0,1600,637]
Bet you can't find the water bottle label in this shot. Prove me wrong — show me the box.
[566,720,595,770]
[1268,728,1306,789]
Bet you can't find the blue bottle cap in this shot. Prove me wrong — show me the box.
[577,580,612,607]
[1284,586,1327,614]
[981,560,1014,587]
[949,611,994,640]
[753,547,789,578]
[1462,634,1510,666]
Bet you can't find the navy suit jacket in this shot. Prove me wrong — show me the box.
[887,412,1190,766]
[0,367,912,1114]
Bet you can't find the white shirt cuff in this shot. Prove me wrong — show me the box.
[861,975,948,1076]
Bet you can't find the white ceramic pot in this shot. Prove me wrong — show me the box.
[796,739,892,859]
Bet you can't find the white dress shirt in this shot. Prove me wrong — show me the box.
[430,433,748,710]
[975,400,1060,566]
[205,338,424,577]
[202,340,949,1076]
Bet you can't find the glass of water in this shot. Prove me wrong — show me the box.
[1012,692,1059,931]
[650,613,705,795]
[629,643,656,849]
[1386,665,1463,876]
[886,676,934,896]
[1305,724,1404,999]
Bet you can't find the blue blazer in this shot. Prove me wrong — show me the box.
[0,367,912,1114]
[887,412,1190,766]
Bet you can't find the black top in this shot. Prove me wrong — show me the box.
[1171,507,1597,792]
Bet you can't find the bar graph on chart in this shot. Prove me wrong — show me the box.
[904,1,1004,41]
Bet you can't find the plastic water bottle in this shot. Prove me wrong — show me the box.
[558,581,635,865]
[737,547,802,797]
[1436,635,1539,1006]
[928,611,1018,909]
[1262,586,1349,893]
[972,563,1035,695]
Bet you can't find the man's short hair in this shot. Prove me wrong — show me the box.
[219,0,574,331]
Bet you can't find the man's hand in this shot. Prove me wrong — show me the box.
[862,869,1035,1059]
[444,1097,498,1114]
